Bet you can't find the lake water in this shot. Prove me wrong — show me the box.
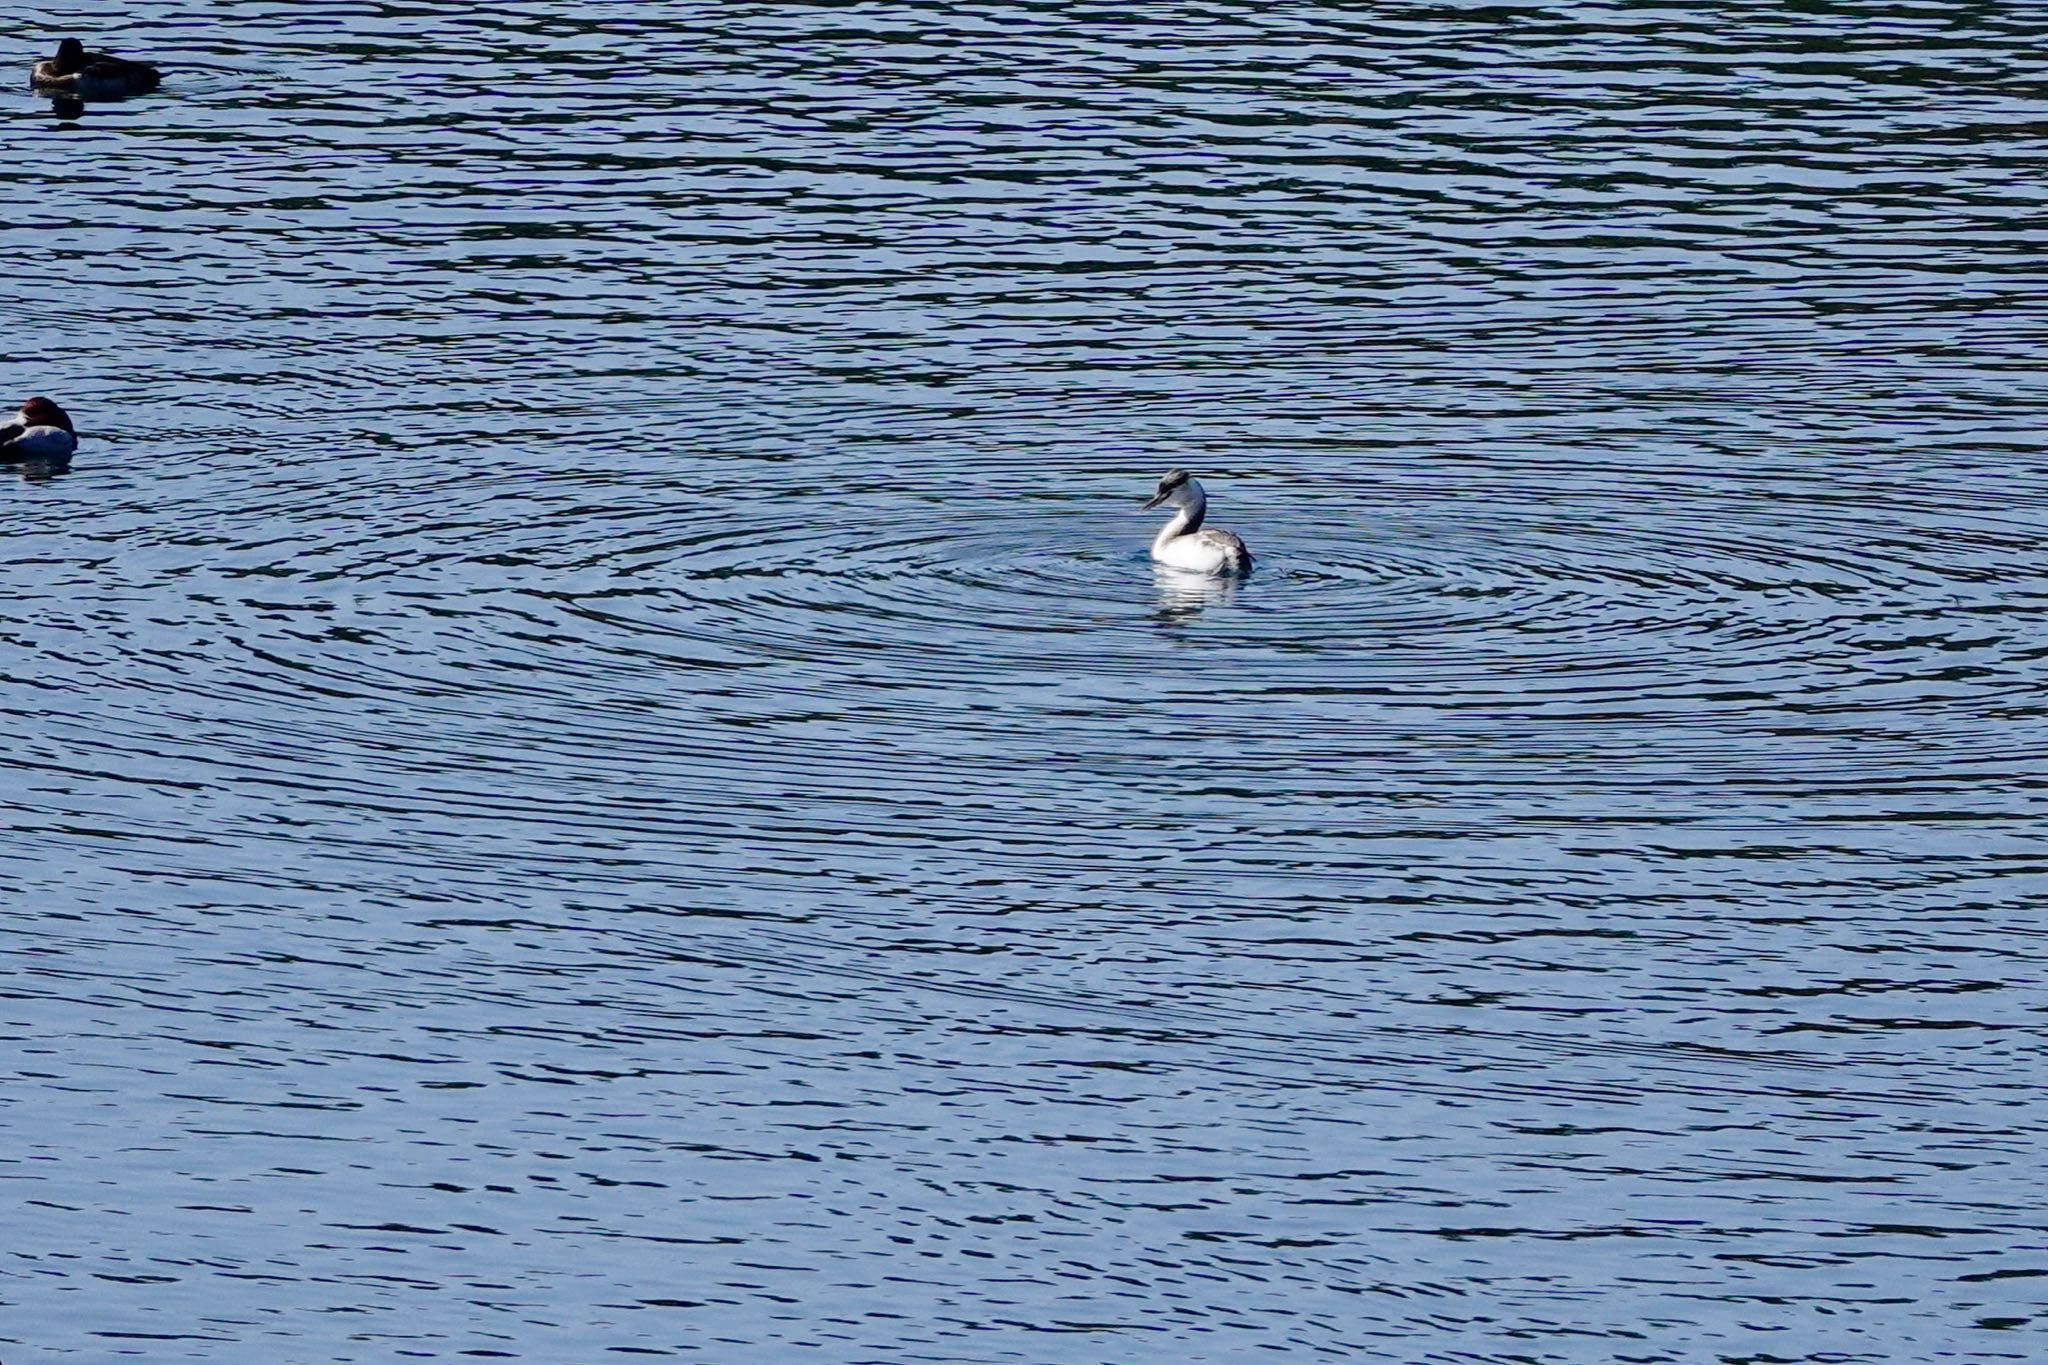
[5,3,2046,1360]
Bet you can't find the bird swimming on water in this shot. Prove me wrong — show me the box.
[0,397,79,462]
[31,38,162,98]
[1142,469,1253,575]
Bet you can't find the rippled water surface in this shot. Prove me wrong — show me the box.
[5,2,2048,1360]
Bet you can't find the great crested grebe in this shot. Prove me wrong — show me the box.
[0,397,79,461]
[1141,469,1253,575]
[32,38,162,98]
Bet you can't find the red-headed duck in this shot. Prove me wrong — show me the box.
[0,397,80,462]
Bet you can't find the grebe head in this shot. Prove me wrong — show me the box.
[1142,469,1203,511]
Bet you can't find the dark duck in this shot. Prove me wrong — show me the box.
[32,38,162,98]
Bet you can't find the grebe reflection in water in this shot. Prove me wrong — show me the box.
[1151,562,1241,620]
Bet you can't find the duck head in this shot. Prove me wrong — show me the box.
[18,397,74,431]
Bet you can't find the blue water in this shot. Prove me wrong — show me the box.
[4,3,2047,1360]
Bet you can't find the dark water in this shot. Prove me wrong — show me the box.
[5,2,2047,1359]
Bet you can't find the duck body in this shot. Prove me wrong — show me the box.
[0,397,79,462]
[1142,469,1252,575]
[32,38,161,98]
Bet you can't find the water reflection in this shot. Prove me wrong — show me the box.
[1151,562,1243,621]
[8,456,73,483]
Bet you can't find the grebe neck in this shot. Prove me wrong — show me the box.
[1152,497,1209,557]
[1151,485,1206,551]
